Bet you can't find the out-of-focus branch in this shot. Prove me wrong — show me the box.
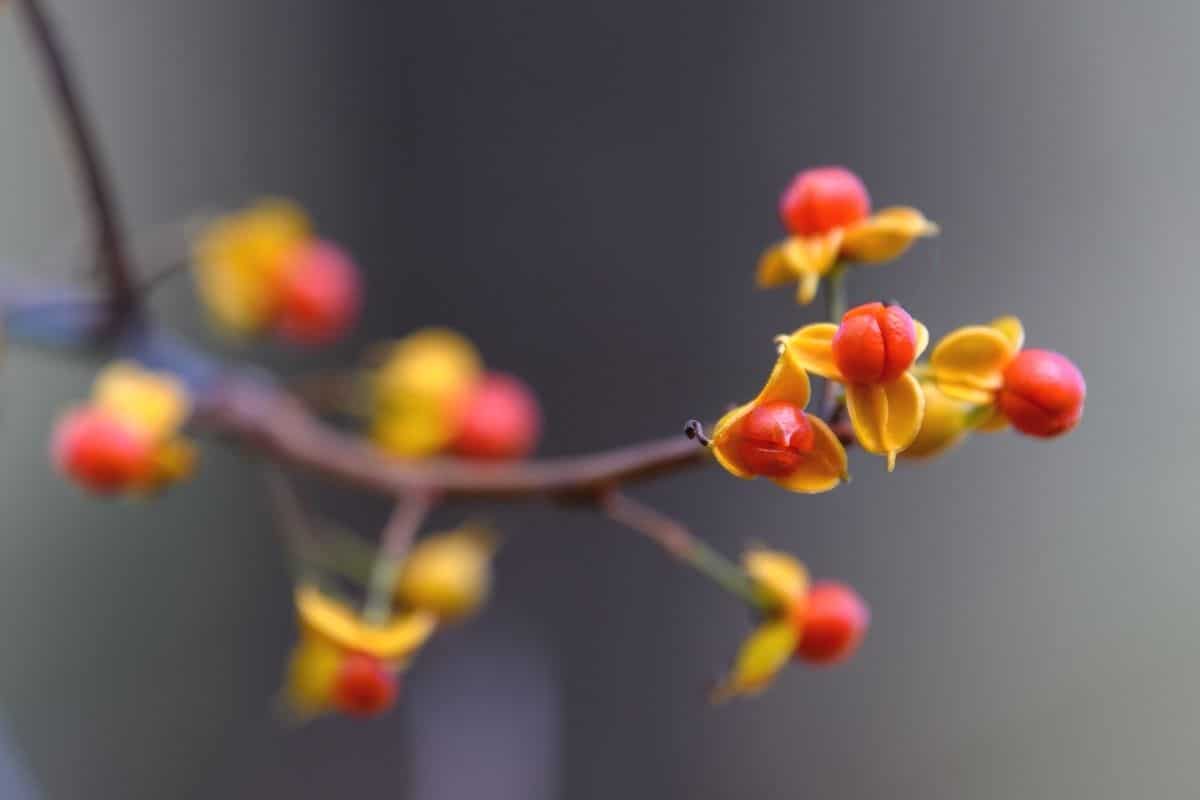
[18,0,138,324]
[201,373,710,501]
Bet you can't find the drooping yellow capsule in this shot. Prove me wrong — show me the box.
[395,527,497,621]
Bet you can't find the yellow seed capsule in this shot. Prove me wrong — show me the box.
[295,585,436,663]
[711,619,798,703]
[395,527,497,621]
[743,548,809,610]
[192,199,311,335]
[284,635,343,716]
[374,328,481,408]
[901,380,973,460]
[369,393,457,458]
[92,361,191,441]
[371,328,482,458]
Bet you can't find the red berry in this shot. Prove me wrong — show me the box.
[275,240,362,345]
[779,166,871,236]
[50,407,153,493]
[998,349,1085,438]
[331,652,397,717]
[452,372,542,460]
[831,302,918,383]
[794,581,869,666]
[731,401,815,477]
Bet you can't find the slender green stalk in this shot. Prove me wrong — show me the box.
[603,491,770,612]
[363,493,433,625]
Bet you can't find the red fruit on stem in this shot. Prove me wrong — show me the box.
[50,407,153,493]
[794,581,869,666]
[731,400,815,477]
[452,372,542,460]
[998,349,1085,438]
[779,166,871,237]
[831,302,918,384]
[331,652,397,717]
[275,240,362,345]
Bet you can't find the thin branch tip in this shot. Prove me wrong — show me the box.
[684,419,711,447]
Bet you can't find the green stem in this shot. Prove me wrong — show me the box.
[363,493,433,625]
[687,539,771,611]
[603,491,770,612]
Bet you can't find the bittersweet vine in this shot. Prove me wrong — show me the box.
[3,0,1085,717]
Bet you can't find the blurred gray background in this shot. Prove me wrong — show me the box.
[0,1,1191,798]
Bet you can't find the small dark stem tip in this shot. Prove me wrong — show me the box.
[684,419,711,447]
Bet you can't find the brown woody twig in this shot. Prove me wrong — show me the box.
[18,0,138,324]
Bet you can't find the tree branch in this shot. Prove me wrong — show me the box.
[18,0,138,323]
[200,373,710,501]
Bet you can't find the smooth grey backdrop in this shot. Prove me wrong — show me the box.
[0,1,1192,798]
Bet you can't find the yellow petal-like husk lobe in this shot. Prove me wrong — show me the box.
[840,206,939,263]
[295,586,436,664]
[711,619,798,703]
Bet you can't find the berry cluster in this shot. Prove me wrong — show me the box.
[370,327,541,461]
[192,200,361,344]
[715,166,1085,489]
[282,527,497,720]
[714,549,869,700]
[40,167,1085,715]
[52,363,194,495]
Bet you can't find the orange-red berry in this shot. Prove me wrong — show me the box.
[794,581,869,666]
[331,652,397,717]
[276,240,362,345]
[731,401,815,477]
[452,372,541,460]
[779,166,871,237]
[831,302,918,383]
[997,349,1085,438]
[51,407,153,493]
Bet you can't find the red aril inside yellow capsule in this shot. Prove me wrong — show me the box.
[731,401,815,477]
[452,372,542,460]
[275,240,362,345]
[50,407,153,494]
[794,581,869,666]
[831,302,918,384]
[331,652,397,718]
[998,349,1085,438]
[779,166,871,237]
